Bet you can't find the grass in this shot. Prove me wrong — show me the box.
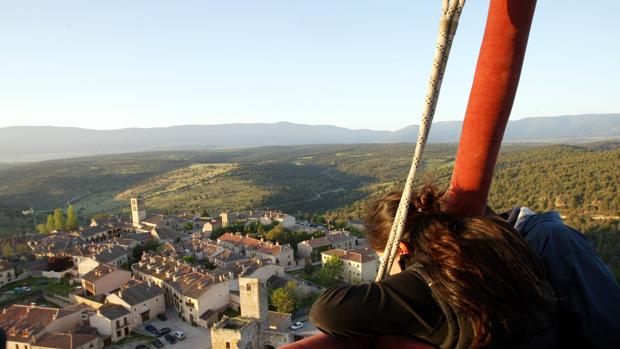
[0,277,79,298]
[288,265,341,288]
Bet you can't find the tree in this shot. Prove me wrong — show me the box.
[271,281,299,314]
[46,214,55,232]
[1,243,13,257]
[91,213,111,221]
[36,223,49,234]
[53,208,65,231]
[265,224,285,242]
[183,255,197,264]
[323,255,343,280]
[184,222,194,231]
[66,205,78,230]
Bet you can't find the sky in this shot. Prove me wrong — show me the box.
[0,1,618,131]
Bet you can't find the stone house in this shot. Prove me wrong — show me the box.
[0,304,85,349]
[297,231,358,262]
[132,254,230,327]
[106,279,165,327]
[321,247,379,283]
[81,264,131,296]
[217,233,295,268]
[89,303,131,343]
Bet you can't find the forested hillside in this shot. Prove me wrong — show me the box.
[1,142,618,277]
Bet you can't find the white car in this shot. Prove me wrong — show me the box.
[290,321,304,330]
[173,331,186,340]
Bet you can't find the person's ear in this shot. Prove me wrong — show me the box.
[398,242,410,256]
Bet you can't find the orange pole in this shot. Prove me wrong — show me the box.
[446,0,537,216]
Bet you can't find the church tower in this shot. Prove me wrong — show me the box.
[220,211,229,227]
[131,196,146,228]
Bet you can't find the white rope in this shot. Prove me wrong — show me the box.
[376,0,466,281]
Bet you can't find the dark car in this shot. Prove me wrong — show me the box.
[157,327,171,337]
[164,333,177,344]
[135,345,150,349]
[157,313,167,321]
[151,339,164,348]
[145,325,158,335]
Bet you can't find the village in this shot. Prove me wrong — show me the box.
[0,197,379,349]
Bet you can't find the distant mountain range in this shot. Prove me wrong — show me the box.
[1,114,618,162]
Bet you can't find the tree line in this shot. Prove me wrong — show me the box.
[36,205,79,233]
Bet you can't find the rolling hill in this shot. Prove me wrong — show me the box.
[1,114,618,162]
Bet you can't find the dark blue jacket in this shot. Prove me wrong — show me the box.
[514,211,620,349]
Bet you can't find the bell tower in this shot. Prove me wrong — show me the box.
[131,196,146,228]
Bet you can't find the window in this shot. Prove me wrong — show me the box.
[124,327,129,335]
[226,342,231,349]
[246,283,251,292]
[116,320,120,328]
[117,330,122,337]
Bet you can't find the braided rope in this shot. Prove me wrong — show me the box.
[376,0,466,281]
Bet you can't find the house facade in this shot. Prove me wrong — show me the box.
[89,303,131,343]
[321,248,379,283]
[106,279,165,327]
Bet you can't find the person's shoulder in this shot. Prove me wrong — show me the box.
[521,211,592,254]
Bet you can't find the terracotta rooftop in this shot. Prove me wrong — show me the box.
[35,332,99,349]
[267,311,291,331]
[322,248,378,263]
[0,305,78,341]
[116,279,163,305]
[301,232,356,249]
[97,303,129,320]
[82,263,120,283]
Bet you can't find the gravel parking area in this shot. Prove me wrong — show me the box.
[106,309,212,349]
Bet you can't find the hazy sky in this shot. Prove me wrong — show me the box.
[1,1,618,131]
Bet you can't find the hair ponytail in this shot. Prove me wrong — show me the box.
[366,185,548,348]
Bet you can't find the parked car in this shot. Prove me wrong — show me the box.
[173,331,185,340]
[135,345,150,349]
[157,327,171,337]
[157,313,167,321]
[290,321,304,330]
[164,333,177,344]
[145,325,158,336]
[151,338,164,348]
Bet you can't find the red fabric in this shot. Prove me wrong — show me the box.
[284,1,538,348]
[446,0,537,217]
[279,333,434,349]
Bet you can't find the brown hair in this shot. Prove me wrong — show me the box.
[366,185,549,347]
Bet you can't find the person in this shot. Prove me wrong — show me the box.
[489,206,620,349]
[310,185,558,349]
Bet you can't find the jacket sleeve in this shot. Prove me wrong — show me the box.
[309,269,443,337]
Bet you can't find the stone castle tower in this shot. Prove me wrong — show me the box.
[130,196,146,228]
[239,277,268,326]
